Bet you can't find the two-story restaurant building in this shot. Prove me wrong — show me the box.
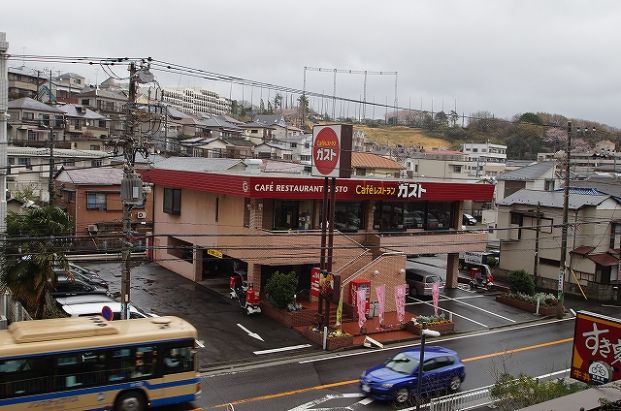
[143,157,494,310]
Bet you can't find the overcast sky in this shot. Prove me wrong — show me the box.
[4,0,621,127]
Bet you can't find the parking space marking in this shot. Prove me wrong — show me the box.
[254,344,312,355]
[457,284,477,293]
[448,297,517,323]
[410,297,488,328]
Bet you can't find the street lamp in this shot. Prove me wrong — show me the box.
[416,328,441,410]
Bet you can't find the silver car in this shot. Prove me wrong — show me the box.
[405,269,444,297]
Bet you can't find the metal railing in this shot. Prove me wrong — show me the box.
[0,290,32,325]
[427,385,494,411]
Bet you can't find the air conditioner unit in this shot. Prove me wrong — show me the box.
[87,224,98,233]
[136,211,147,219]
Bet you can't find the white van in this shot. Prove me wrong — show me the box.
[61,302,152,320]
[55,294,116,306]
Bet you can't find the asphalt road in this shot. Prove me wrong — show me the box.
[197,318,575,410]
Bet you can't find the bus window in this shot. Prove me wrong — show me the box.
[132,346,158,378]
[163,346,194,373]
[55,350,106,389]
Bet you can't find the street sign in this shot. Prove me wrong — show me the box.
[311,124,352,178]
[571,310,621,385]
[101,305,113,321]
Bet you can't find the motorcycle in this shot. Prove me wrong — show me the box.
[229,273,262,315]
[468,266,494,291]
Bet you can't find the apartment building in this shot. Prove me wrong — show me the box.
[146,87,231,117]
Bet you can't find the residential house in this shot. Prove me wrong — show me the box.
[403,150,470,180]
[495,161,558,203]
[7,97,67,148]
[8,67,42,99]
[55,167,153,252]
[54,72,85,104]
[254,141,293,160]
[56,104,109,150]
[7,146,110,202]
[497,188,621,301]
[240,121,274,144]
[351,152,403,178]
[254,114,302,139]
[78,88,127,138]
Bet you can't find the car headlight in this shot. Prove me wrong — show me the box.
[380,383,393,388]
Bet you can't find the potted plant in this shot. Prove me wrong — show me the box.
[301,326,354,351]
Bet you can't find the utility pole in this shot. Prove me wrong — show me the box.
[558,121,572,308]
[48,70,55,205]
[534,201,541,284]
[0,33,8,234]
[120,62,147,320]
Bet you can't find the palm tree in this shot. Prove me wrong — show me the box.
[1,206,73,319]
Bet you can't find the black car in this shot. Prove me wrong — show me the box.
[50,275,109,298]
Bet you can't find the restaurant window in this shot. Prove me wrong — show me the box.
[427,202,452,230]
[163,188,181,215]
[334,202,363,232]
[373,202,404,232]
[404,202,426,229]
[273,200,299,230]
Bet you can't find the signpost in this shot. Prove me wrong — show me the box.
[101,305,114,321]
[571,310,621,385]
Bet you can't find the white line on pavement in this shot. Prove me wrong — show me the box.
[449,297,517,323]
[299,317,573,364]
[254,344,312,355]
[357,397,374,405]
[288,393,363,411]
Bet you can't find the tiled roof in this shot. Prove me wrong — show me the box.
[496,161,554,181]
[79,89,127,100]
[56,104,106,120]
[352,152,404,170]
[151,157,244,172]
[497,189,612,210]
[56,167,123,185]
[7,146,108,158]
[8,97,64,113]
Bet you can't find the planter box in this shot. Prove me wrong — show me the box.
[407,321,455,335]
[496,294,562,317]
[301,327,354,351]
[260,301,316,328]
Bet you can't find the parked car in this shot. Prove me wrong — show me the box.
[360,346,465,404]
[61,302,152,320]
[54,294,116,306]
[54,264,108,289]
[405,269,444,298]
[50,275,109,298]
[462,213,477,225]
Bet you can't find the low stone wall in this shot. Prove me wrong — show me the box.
[496,294,560,317]
[301,327,354,351]
[260,301,316,328]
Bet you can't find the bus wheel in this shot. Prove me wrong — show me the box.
[114,390,146,411]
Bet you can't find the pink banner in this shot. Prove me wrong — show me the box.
[395,284,406,323]
[357,288,367,330]
[432,281,440,316]
[375,284,385,328]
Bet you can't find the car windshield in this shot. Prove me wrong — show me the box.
[385,352,418,374]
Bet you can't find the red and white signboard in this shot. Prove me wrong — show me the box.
[311,124,352,178]
[571,310,621,385]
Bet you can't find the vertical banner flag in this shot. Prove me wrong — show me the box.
[395,284,407,323]
[335,286,344,327]
[375,284,385,328]
[432,281,440,316]
[357,288,367,330]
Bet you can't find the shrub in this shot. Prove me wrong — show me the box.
[508,292,559,306]
[265,271,298,309]
[413,313,447,327]
[491,372,584,410]
[508,270,535,296]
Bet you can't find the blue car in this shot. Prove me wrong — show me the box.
[360,346,465,404]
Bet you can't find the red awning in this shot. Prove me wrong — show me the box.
[587,253,619,267]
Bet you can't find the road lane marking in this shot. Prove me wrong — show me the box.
[448,297,517,323]
[212,337,574,409]
[254,344,312,355]
[237,323,264,341]
[410,297,488,328]
[288,393,365,411]
[298,317,573,364]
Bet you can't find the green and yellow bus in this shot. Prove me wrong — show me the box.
[0,315,201,410]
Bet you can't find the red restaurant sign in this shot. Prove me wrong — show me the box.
[311,124,352,178]
[571,311,621,385]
